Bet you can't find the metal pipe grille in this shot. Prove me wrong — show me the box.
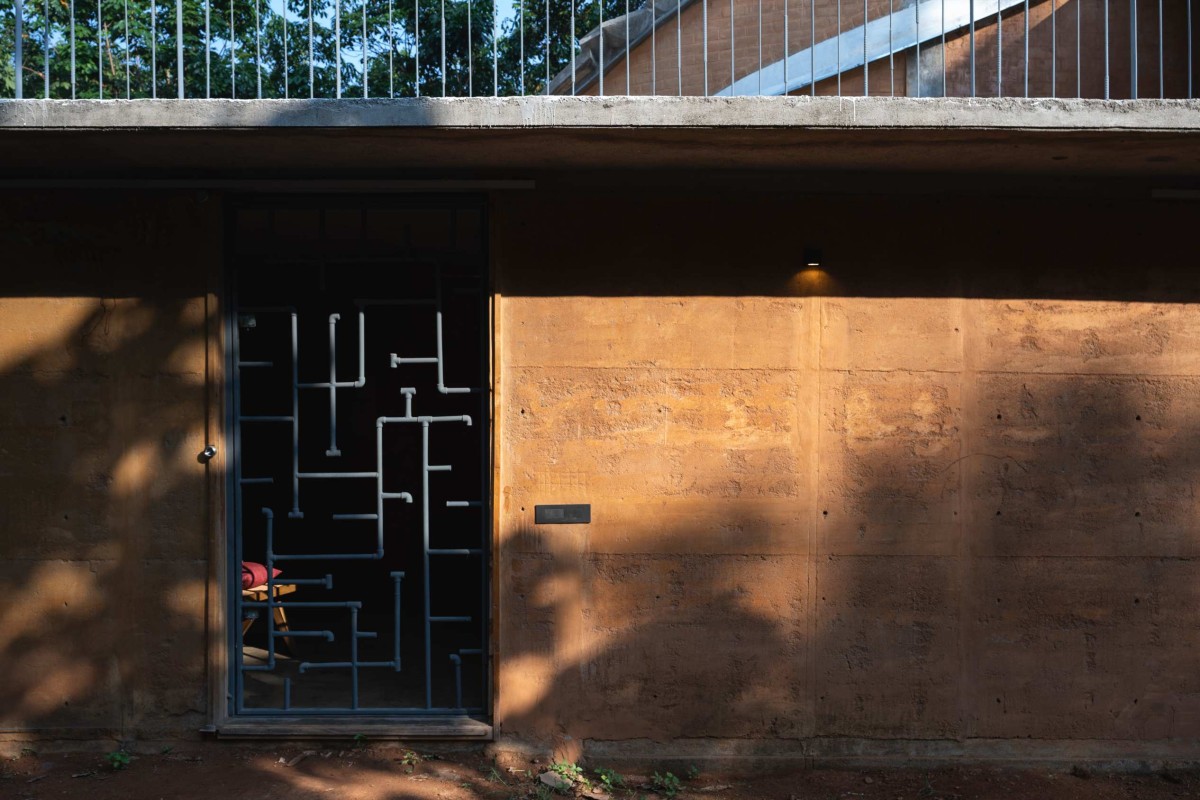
[230,200,488,716]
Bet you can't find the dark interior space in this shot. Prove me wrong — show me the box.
[230,197,488,715]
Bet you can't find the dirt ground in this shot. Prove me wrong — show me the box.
[1,744,1198,800]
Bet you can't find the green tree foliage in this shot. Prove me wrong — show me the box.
[0,0,647,98]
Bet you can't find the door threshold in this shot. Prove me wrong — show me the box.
[216,716,492,740]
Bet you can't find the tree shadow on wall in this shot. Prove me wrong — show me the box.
[0,190,217,745]
[490,365,1200,768]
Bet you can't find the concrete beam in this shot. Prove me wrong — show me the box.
[2,96,1200,132]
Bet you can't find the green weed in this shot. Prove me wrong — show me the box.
[652,771,682,798]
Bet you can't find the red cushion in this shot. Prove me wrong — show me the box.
[242,561,283,589]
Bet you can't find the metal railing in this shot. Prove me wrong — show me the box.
[0,0,1194,99]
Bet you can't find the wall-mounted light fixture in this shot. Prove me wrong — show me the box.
[803,247,822,268]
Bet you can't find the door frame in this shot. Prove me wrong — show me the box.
[205,191,500,738]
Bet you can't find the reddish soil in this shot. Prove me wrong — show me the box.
[1,744,1197,800]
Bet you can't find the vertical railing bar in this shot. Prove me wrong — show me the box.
[757,0,761,95]
[255,0,262,97]
[1076,0,1080,97]
[703,0,708,95]
[626,0,630,94]
[650,0,656,94]
[1104,0,1109,99]
[491,0,496,95]
[336,0,341,97]
[1024,0,1029,97]
[571,0,575,93]
[1051,0,1056,97]
[14,0,22,100]
[808,0,813,96]
[889,0,894,96]
[1189,0,1193,99]
[914,0,919,97]
[256,0,262,97]
[363,0,368,98]
[730,0,735,95]
[388,0,394,97]
[175,0,182,99]
[413,0,418,96]
[783,0,788,94]
[97,0,102,99]
[969,0,974,97]
[46,0,52,99]
[1129,0,1136,99]
[836,0,840,95]
[997,0,1002,96]
[309,0,314,97]
[545,0,549,94]
[206,0,211,97]
[519,0,524,96]
[675,0,680,95]
[467,0,472,95]
[440,0,445,96]
[1157,0,1162,98]
[600,0,605,96]
[71,0,76,98]
[862,0,867,95]
[941,0,946,95]
[230,0,235,98]
[283,0,288,98]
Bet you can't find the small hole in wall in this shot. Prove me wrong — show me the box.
[822,510,828,517]
[63,514,69,520]
[1134,597,1140,605]
[1136,415,1142,421]
[1134,511,1141,517]
[995,510,1002,516]
[996,698,1002,704]
[519,409,525,415]
[59,414,69,425]
[520,507,525,512]
[996,598,1002,604]
[1134,698,1139,704]
[996,414,1003,420]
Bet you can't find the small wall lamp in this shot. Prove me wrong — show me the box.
[803,247,823,268]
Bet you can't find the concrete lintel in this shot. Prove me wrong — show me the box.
[2,96,1200,132]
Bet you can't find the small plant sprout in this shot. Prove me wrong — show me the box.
[397,750,424,773]
[550,760,586,784]
[353,733,367,748]
[686,764,700,780]
[594,766,626,792]
[652,771,682,798]
[106,750,132,771]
